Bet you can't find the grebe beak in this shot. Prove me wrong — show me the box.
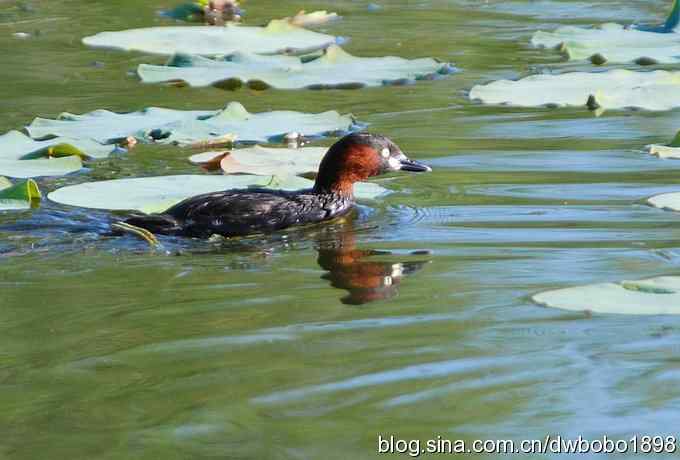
[399,157,432,173]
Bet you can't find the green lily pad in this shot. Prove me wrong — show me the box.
[26,102,360,146]
[532,1,680,64]
[138,45,454,90]
[189,146,327,176]
[469,69,680,111]
[82,20,338,57]
[48,175,390,214]
[0,176,41,210]
[533,276,680,315]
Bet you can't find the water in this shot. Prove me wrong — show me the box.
[2,0,680,458]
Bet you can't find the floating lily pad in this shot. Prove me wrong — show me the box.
[532,1,680,64]
[48,175,390,214]
[26,102,360,146]
[189,146,327,176]
[0,177,41,210]
[647,130,680,158]
[533,276,680,315]
[82,20,338,57]
[647,190,680,211]
[0,156,83,179]
[469,69,680,111]
[137,45,455,90]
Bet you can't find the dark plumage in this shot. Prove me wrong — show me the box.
[117,132,431,239]
[124,188,352,238]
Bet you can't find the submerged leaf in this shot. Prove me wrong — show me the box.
[0,177,41,210]
[82,20,338,57]
[48,175,390,214]
[161,1,242,23]
[138,45,455,89]
[470,69,680,111]
[287,10,340,27]
[189,146,327,176]
[26,102,361,146]
[160,2,205,22]
[533,276,680,315]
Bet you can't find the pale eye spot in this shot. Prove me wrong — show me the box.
[381,148,390,158]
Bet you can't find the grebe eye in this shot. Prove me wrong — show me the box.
[381,148,390,158]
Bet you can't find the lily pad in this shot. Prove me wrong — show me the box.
[0,177,41,210]
[533,276,680,315]
[82,20,338,57]
[469,69,680,111]
[48,175,390,214]
[0,156,83,179]
[647,130,680,158]
[137,45,455,90]
[26,102,360,146]
[532,1,680,64]
[189,146,327,176]
[647,190,680,211]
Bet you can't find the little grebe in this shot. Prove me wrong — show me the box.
[121,132,431,238]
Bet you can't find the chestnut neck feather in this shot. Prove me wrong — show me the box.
[313,144,379,196]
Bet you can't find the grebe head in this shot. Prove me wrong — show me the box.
[313,132,431,195]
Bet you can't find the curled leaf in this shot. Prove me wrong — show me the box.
[20,142,89,160]
[189,146,327,176]
[0,177,42,210]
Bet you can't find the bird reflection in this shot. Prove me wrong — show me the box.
[315,222,430,305]
[175,216,430,305]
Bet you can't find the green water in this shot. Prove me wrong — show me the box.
[2,0,680,458]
